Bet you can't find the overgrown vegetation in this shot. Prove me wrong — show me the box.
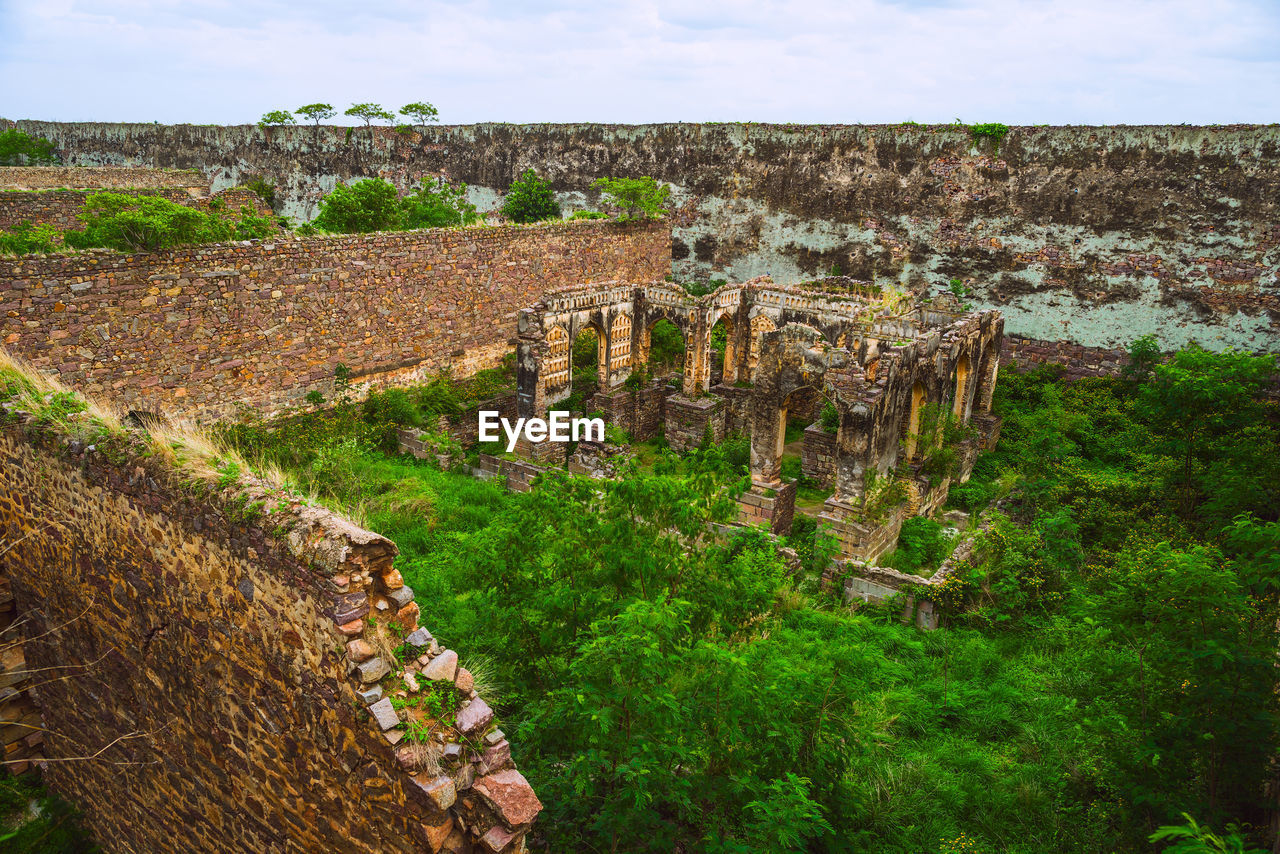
[8,334,1278,853]
[592,175,670,220]
[58,192,275,252]
[311,177,480,233]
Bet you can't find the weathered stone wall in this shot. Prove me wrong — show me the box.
[0,165,206,192]
[0,412,540,853]
[14,120,1277,355]
[0,188,272,235]
[0,219,670,421]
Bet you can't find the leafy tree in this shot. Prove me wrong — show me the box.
[592,176,670,220]
[344,103,396,127]
[258,110,295,127]
[1136,344,1276,514]
[400,178,479,228]
[1122,333,1162,385]
[312,178,404,233]
[500,169,561,223]
[295,103,335,127]
[400,101,439,128]
[0,129,59,165]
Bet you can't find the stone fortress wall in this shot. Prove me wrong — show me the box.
[0,410,540,853]
[0,212,670,421]
[9,120,1276,362]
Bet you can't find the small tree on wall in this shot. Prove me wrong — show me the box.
[592,176,670,220]
[400,102,440,129]
[345,103,396,127]
[296,103,335,133]
[258,110,296,128]
[500,169,561,223]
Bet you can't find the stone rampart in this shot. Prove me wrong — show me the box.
[0,219,670,421]
[0,408,540,853]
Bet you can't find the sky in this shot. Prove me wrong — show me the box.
[2,0,1278,126]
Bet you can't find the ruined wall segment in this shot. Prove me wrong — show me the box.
[14,120,1277,355]
[0,219,670,420]
[0,165,207,192]
[0,410,540,853]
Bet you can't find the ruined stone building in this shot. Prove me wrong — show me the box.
[515,276,1003,561]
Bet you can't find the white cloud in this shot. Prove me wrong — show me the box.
[1,0,1277,124]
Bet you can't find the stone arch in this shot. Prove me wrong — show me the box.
[710,311,737,385]
[746,314,776,379]
[642,316,687,379]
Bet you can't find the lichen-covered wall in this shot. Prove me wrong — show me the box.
[12,120,1277,354]
[0,219,670,420]
[0,413,540,853]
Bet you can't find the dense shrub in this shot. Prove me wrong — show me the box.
[0,220,60,255]
[312,178,404,233]
[0,129,59,165]
[500,169,561,223]
[61,192,274,252]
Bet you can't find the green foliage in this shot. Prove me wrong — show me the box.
[399,101,439,127]
[591,175,670,220]
[568,209,608,220]
[344,102,396,126]
[819,400,839,434]
[258,110,295,127]
[0,129,59,166]
[295,103,335,126]
[646,319,684,374]
[400,178,479,229]
[312,179,403,233]
[883,516,950,575]
[968,122,1010,152]
[1151,815,1267,853]
[58,192,273,252]
[0,220,60,256]
[500,169,561,223]
[240,177,276,210]
[0,772,98,852]
[1122,333,1162,384]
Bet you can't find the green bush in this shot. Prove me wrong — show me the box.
[568,210,608,220]
[61,193,272,252]
[500,169,561,223]
[0,220,60,255]
[312,178,404,233]
[401,178,479,229]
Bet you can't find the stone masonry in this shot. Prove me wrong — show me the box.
[0,219,669,421]
[0,409,541,853]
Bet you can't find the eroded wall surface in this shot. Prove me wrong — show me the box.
[12,120,1277,354]
[0,219,670,420]
[0,415,539,853]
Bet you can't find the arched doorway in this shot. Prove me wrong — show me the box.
[645,318,686,381]
[710,313,736,385]
[746,314,776,380]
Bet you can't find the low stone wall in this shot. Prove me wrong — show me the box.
[801,424,836,488]
[591,379,671,442]
[0,411,540,853]
[664,394,725,454]
[0,219,670,421]
[738,481,797,535]
[1000,334,1131,380]
[0,166,207,192]
[712,384,753,435]
[470,453,550,493]
[0,187,273,235]
[0,575,41,773]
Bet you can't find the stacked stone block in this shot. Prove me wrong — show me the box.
[800,424,836,488]
[663,394,725,454]
[0,411,542,853]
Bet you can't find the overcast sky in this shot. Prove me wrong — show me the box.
[3,0,1278,126]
